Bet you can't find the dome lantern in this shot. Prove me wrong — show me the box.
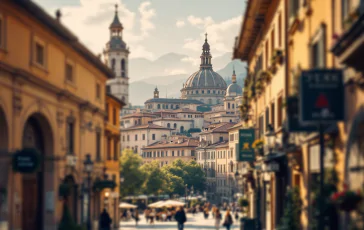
[200,33,212,70]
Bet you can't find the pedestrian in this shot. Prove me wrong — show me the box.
[222,210,233,230]
[174,206,187,230]
[214,208,222,230]
[144,209,149,223]
[134,209,140,227]
[234,211,239,221]
[150,209,155,224]
[99,209,112,230]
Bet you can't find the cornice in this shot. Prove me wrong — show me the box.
[0,61,106,117]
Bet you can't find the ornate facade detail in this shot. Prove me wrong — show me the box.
[12,91,22,115]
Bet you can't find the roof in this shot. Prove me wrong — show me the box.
[107,93,126,107]
[183,69,227,89]
[174,108,203,114]
[228,122,244,131]
[109,10,123,29]
[153,117,193,122]
[121,124,172,131]
[145,98,204,104]
[196,140,229,150]
[200,122,237,134]
[142,138,199,150]
[226,83,243,97]
[13,0,115,79]
[121,112,155,119]
[233,0,272,61]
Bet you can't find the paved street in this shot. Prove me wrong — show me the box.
[119,212,240,229]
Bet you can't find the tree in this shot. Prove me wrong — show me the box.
[183,160,206,192]
[119,149,146,197]
[164,172,185,196]
[141,161,167,195]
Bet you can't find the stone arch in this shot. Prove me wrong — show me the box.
[0,100,9,152]
[345,106,364,189]
[21,112,54,230]
[63,175,78,222]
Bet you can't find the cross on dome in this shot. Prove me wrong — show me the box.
[115,4,118,14]
[205,33,208,41]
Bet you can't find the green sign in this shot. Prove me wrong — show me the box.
[12,148,41,174]
[93,180,116,192]
[238,129,255,162]
[299,69,344,123]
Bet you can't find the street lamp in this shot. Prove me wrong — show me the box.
[255,165,262,230]
[83,154,94,230]
[185,184,188,204]
[266,124,276,155]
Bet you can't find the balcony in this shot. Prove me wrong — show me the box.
[332,3,364,72]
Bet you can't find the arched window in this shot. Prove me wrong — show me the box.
[228,103,230,109]
[196,90,198,94]
[217,99,220,104]
[180,126,184,133]
[166,105,169,109]
[111,59,115,71]
[121,59,125,77]
[174,123,177,129]
[207,90,210,94]
[157,104,161,109]
[232,104,235,109]
[167,123,170,128]
[202,90,204,94]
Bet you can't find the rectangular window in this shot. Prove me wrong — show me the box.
[35,42,45,66]
[0,17,3,48]
[96,131,101,161]
[96,83,101,99]
[265,108,270,132]
[66,121,74,154]
[311,25,326,68]
[277,96,283,127]
[65,63,74,82]
[289,0,300,18]
[229,134,234,141]
[107,138,112,160]
[271,102,275,129]
[134,146,138,154]
[113,108,117,125]
[135,134,138,141]
[122,136,125,142]
[142,134,145,140]
[278,13,282,47]
[271,28,275,56]
[191,150,195,156]
[114,140,118,160]
[265,41,269,69]
[182,150,184,156]
[259,115,264,138]
[152,134,155,140]
[127,135,129,141]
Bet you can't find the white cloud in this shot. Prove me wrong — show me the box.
[183,15,241,56]
[44,0,156,58]
[130,45,154,59]
[176,20,185,28]
[187,15,214,28]
[163,68,188,75]
[139,1,156,36]
[181,57,200,66]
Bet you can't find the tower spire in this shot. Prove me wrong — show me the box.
[232,65,236,83]
[205,33,208,42]
[200,32,212,70]
[115,4,118,14]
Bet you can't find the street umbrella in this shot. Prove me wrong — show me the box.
[159,200,185,207]
[148,200,165,208]
[119,202,137,209]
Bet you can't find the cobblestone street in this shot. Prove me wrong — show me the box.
[119,212,240,230]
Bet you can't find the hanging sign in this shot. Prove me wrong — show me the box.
[12,148,41,174]
[287,96,318,132]
[299,69,344,123]
[238,129,255,162]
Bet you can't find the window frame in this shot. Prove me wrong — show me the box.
[33,38,47,68]
[0,14,6,50]
[310,24,327,69]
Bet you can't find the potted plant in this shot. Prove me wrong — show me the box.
[252,139,264,156]
[272,49,284,64]
[238,197,249,208]
[331,185,362,212]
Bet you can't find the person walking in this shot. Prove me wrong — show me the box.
[134,209,140,227]
[214,208,222,230]
[222,210,233,230]
[99,209,112,230]
[174,207,187,230]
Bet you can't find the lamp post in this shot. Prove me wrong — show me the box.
[266,124,276,156]
[83,154,94,230]
[185,184,188,205]
[255,165,262,230]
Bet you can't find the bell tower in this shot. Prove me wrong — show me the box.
[104,4,130,107]
[154,87,159,99]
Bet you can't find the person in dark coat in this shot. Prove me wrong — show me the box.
[222,210,233,230]
[99,209,112,230]
[174,207,187,230]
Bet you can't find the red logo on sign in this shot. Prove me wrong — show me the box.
[315,93,329,108]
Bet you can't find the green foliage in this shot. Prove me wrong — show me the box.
[119,149,146,197]
[141,161,167,195]
[188,128,202,133]
[139,159,206,196]
[58,203,77,230]
[238,197,249,207]
[278,187,302,230]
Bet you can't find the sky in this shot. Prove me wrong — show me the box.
[33,0,246,62]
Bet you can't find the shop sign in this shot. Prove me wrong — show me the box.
[12,148,41,174]
[238,129,255,162]
[299,69,344,123]
[287,96,318,132]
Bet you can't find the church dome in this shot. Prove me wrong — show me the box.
[226,83,242,97]
[184,69,227,89]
